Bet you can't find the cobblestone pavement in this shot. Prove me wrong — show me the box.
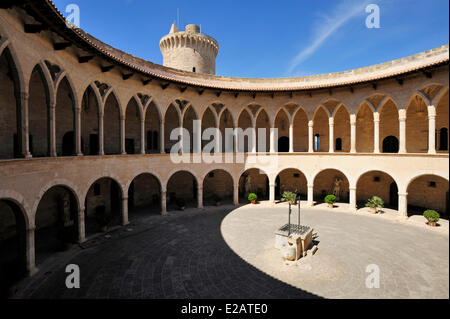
[14,203,449,299]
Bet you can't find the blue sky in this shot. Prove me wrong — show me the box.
[52,0,449,78]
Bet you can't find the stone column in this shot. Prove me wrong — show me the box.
[289,123,294,153]
[308,120,314,153]
[329,117,334,153]
[161,191,167,215]
[234,129,239,153]
[251,126,257,153]
[350,114,356,153]
[398,192,408,218]
[269,127,276,153]
[49,102,57,157]
[428,105,436,154]
[373,112,380,153]
[399,109,406,154]
[75,107,83,156]
[16,92,32,158]
[122,196,129,226]
[120,117,126,155]
[195,119,202,154]
[233,185,239,205]
[98,112,104,155]
[160,121,165,154]
[140,119,145,154]
[349,187,357,211]
[78,207,86,243]
[26,226,38,276]
[197,186,203,209]
[269,183,275,203]
[307,184,314,207]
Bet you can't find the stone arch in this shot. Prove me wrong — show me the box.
[355,170,399,209]
[313,168,350,203]
[28,63,52,157]
[125,96,143,154]
[238,168,270,203]
[237,107,253,152]
[275,168,308,201]
[333,104,350,152]
[219,107,235,153]
[435,87,449,153]
[81,83,101,155]
[143,98,161,153]
[127,173,162,217]
[166,170,198,210]
[406,93,428,153]
[0,46,23,159]
[356,100,374,153]
[84,177,124,236]
[201,106,218,152]
[103,90,122,155]
[202,169,234,206]
[55,75,77,156]
[406,173,449,217]
[312,105,330,152]
[34,183,80,265]
[274,108,290,152]
[378,97,399,153]
[292,106,309,152]
[0,198,28,289]
[164,102,181,153]
[182,104,198,153]
[255,108,270,152]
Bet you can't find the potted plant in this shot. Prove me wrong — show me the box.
[324,194,336,208]
[424,209,440,227]
[248,193,257,204]
[281,191,296,204]
[365,196,384,214]
[176,198,186,211]
[212,194,222,206]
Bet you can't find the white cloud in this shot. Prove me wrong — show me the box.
[288,0,372,74]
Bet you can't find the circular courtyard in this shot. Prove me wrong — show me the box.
[14,204,449,299]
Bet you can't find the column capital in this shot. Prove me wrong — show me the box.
[349,187,356,191]
[307,184,314,189]
[373,112,380,122]
[308,120,314,127]
[122,196,129,201]
[398,109,407,121]
[350,114,356,125]
[328,117,334,125]
[398,192,408,197]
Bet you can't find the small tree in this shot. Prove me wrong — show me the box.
[281,191,296,204]
[424,210,440,226]
[248,193,257,203]
[365,196,384,213]
[324,194,336,206]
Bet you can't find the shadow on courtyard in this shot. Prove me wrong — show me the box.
[13,205,321,299]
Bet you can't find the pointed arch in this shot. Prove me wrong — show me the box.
[356,100,374,153]
[406,92,428,153]
[103,90,121,155]
[333,104,350,152]
[312,105,330,152]
[255,108,270,152]
[292,106,309,152]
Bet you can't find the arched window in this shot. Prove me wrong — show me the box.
[439,127,448,151]
[278,136,289,152]
[335,138,342,151]
[314,134,320,152]
[382,136,399,153]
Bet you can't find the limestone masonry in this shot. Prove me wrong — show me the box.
[0,0,448,285]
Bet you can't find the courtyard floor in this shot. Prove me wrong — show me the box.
[14,203,449,299]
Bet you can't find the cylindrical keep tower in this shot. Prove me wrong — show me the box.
[160,23,219,75]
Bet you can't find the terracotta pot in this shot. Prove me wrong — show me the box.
[328,203,334,208]
[251,200,256,204]
[370,207,377,214]
[428,221,437,227]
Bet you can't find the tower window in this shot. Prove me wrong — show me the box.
[193,67,196,73]
[335,138,342,151]
[314,134,320,152]
[428,181,436,188]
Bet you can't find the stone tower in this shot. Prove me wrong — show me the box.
[160,23,219,75]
